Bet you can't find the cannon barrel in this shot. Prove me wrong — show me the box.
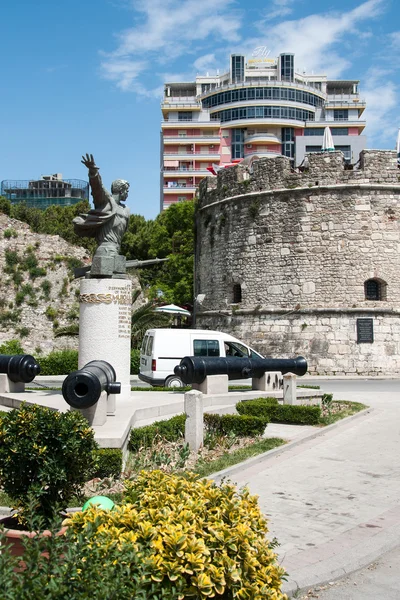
[174,355,307,385]
[0,354,41,383]
[62,360,121,409]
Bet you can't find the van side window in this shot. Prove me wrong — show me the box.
[141,335,148,354]
[146,336,154,356]
[224,341,249,358]
[193,340,220,357]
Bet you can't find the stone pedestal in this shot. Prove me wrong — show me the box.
[77,391,107,426]
[184,389,203,451]
[78,278,132,401]
[0,375,24,393]
[283,374,297,405]
[252,371,283,392]
[193,374,229,395]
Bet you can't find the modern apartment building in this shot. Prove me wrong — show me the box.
[1,174,89,209]
[160,51,366,211]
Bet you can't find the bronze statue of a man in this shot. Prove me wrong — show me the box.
[74,154,130,260]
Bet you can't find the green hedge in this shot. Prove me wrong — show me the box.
[129,414,186,451]
[38,349,79,375]
[130,349,140,374]
[92,448,123,479]
[204,413,268,437]
[236,397,278,417]
[236,398,321,425]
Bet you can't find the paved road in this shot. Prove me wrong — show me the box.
[299,544,400,599]
[211,377,400,596]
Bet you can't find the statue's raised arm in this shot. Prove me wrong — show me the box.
[81,153,108,208]
[73,152,131,277]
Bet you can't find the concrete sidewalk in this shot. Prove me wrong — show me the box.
[208,382,400,597]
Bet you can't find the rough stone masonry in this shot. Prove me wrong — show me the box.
[195,150,400,376]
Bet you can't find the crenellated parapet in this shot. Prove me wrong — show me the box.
[198,150,399,208]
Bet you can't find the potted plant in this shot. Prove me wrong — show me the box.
[0,403,98,554]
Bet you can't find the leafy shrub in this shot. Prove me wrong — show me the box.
[236,398,321,425]
[0,403,98,527]
[92,448,123,479]
[129,414,186,451]
[4,249,19,268]
[204,413,268,437]
[29,266,47,279]
[236,397,279,418]
[45,305,58,321]
[38,349,79,375]
[15,326,30,338]
[0,308,22,325]
[65,470,287,599]
[3,228,18,238]
[0,339,24,354]
[40,279,52,299]
[130,348,140,374]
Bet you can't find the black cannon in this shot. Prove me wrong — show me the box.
[62,360,121,409]
[174,355,307,385]
[0,354,41,383]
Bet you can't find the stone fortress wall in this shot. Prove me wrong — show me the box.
[195,150,400,375]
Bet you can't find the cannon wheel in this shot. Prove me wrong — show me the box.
[164,375,184,388]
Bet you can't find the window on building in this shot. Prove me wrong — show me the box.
[232,283,242,303]
[334,109,348,121]
[332,128,349,136]
[193,340,220,357]
[305,145,322,153]
[304,128,324,136]
[364,279,387,301]
[231,129,244,159]
[178,196,187,201]
[178,112,192,121]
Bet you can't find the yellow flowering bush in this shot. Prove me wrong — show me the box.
[65,470,287,599]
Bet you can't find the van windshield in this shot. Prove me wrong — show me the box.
[224,341,249,358]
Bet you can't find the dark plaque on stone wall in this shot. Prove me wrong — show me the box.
[357,318,374,343]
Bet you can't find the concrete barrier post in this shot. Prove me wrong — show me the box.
[184,389,204,451]
[252,371,283,392]
[283,374,297,405]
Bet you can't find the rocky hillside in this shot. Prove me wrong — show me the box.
[0,214,140,355]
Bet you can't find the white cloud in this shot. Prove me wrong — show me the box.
[388,31,400,49]
[263,0,296,20]
[193,54,217,73]
[253,0,386,77]
[363,68,398,146]
[101,0,242,93]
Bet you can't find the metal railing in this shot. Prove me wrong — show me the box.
[164,150,220,155]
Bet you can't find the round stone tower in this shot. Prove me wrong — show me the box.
[195,150,400,375]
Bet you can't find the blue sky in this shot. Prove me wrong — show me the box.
[1,0,399,220]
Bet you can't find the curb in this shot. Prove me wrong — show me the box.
[208,406,372,482]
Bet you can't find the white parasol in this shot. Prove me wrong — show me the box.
[154,304,191,317]
[322,126,335,152]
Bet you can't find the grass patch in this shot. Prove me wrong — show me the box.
[194,437,286,477]
[319,400,367,426]
[131,386,192,392]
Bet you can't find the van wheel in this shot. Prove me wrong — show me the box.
[165,375,184,388]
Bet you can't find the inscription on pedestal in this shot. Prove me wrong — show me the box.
[357,318,374,343]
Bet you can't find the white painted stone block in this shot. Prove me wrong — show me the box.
[193,374,229,395]
[184,390,203,451]
[283,374,297,405]
[75,390,107,426]
[79,278,132,401]
[252,371,282,392]
[0,374,24,393]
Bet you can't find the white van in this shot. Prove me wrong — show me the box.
[139,328,263,387]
